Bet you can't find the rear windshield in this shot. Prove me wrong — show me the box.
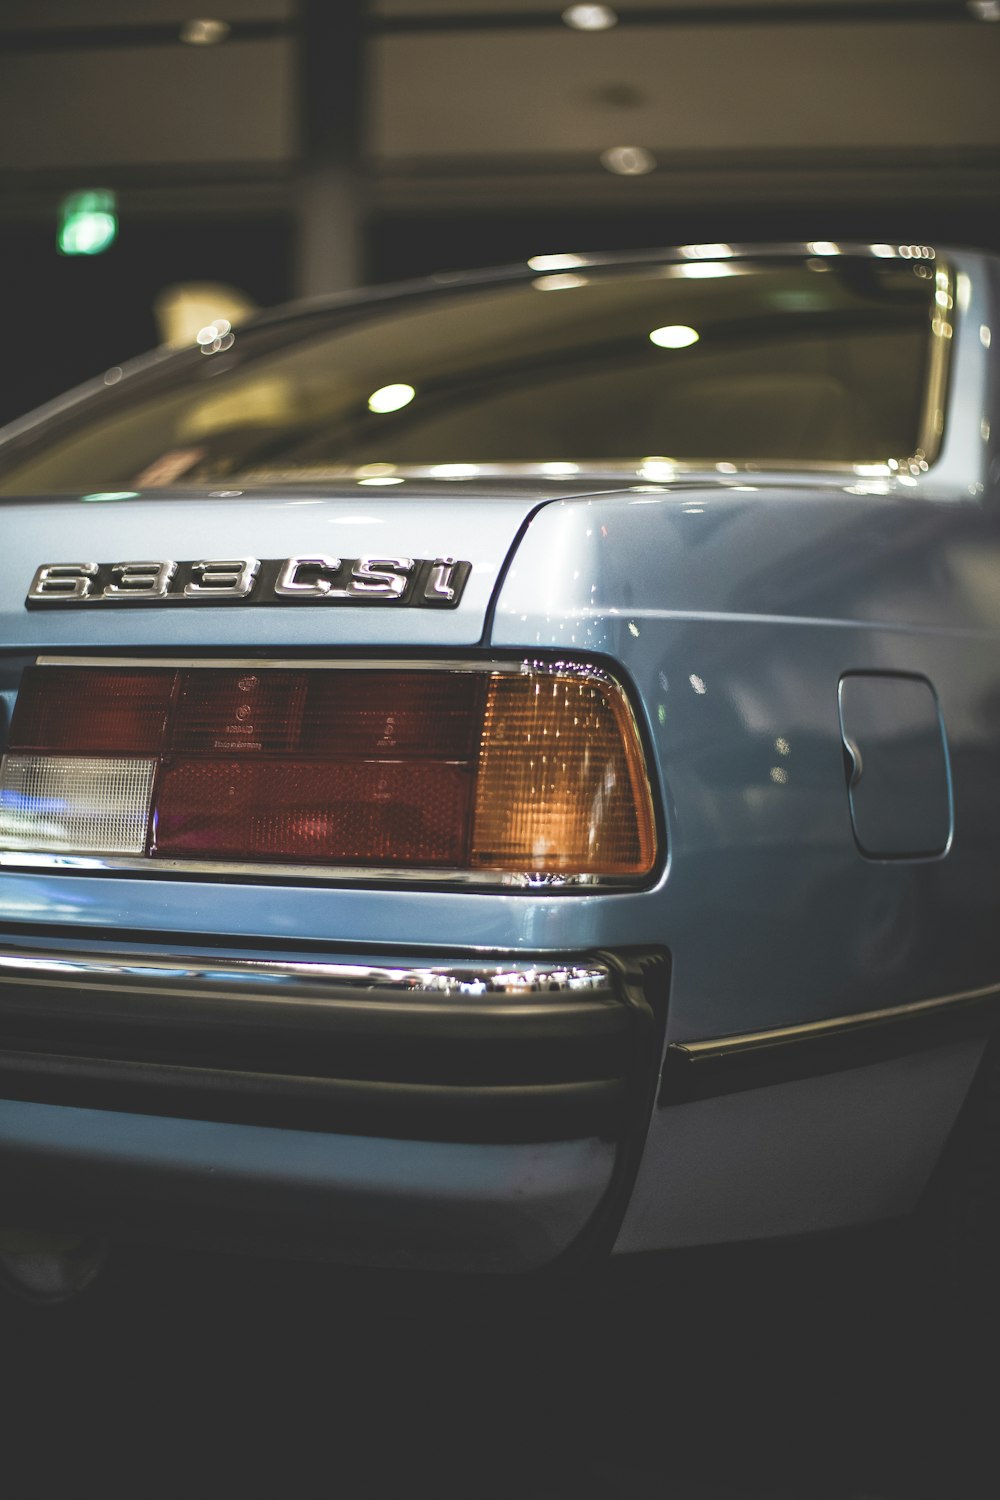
[0,254,940,495]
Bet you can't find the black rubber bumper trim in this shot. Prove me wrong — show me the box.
[0,1050,622,1145]
[0,940,665,1144]
[661,981,1000,1106]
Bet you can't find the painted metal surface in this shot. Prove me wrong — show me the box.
[0,481,622,652]
[0,1099,614,1272]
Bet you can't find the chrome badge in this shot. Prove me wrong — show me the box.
[26,556,471,609]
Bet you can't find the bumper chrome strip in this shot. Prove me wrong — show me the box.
[671,979,1000,1063]
[661,979,1000,1107]
[0,944,613,1005]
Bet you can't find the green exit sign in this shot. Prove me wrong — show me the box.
[58,190,118,256]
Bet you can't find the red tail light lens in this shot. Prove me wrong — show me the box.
[9,667,174,754]
[1,662,657,885]
[154,759,473,865]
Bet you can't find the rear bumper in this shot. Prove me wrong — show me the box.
[0,1101,616,1272]
[0,939,667,1270]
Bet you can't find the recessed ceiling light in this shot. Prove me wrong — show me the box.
[180,18,231,45]
[563,4,618,31]
[600,145,656,176]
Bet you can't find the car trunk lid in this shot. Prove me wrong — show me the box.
[1,481,620,652]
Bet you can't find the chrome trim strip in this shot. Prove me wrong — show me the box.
[911,260,954,472]
[671,979,1000,1063]
[0,850,628,889]
[0,944,614,1004]
[33,656,528,672]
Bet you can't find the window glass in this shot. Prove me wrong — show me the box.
[0,256,938,495]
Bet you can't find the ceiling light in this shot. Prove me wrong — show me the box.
[563,4,618,30]
[367,383,415,414]
[600,146,656,176]
[179,18,231,45]
[967,1,1000,20]
[649,325,699,349]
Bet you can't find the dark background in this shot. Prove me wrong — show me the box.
[2,0,999,424]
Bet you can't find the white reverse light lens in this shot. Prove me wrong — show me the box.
[649,325,699,348]
[368,383,415,414]
[0,756,156,854]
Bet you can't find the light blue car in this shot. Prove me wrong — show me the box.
[1,242,997,1298]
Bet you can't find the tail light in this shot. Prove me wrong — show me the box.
[0,660,657,886]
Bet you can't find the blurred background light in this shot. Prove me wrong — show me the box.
[368,383,416,413]
[153,283,257,347]
[527,253,588,271]
[562,5,618,31]
[676,261,736,278]
[679,243,734,259]
[532,272,589,290]
[57,190,117,257]
[600,146,656,176]
[649,324,700,348]
[179,18,232,46]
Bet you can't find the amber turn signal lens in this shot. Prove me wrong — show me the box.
[471,672,655,876]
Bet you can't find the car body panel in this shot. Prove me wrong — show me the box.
[0,481,629,653]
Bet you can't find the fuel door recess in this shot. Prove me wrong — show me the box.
[838,673,952,859]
